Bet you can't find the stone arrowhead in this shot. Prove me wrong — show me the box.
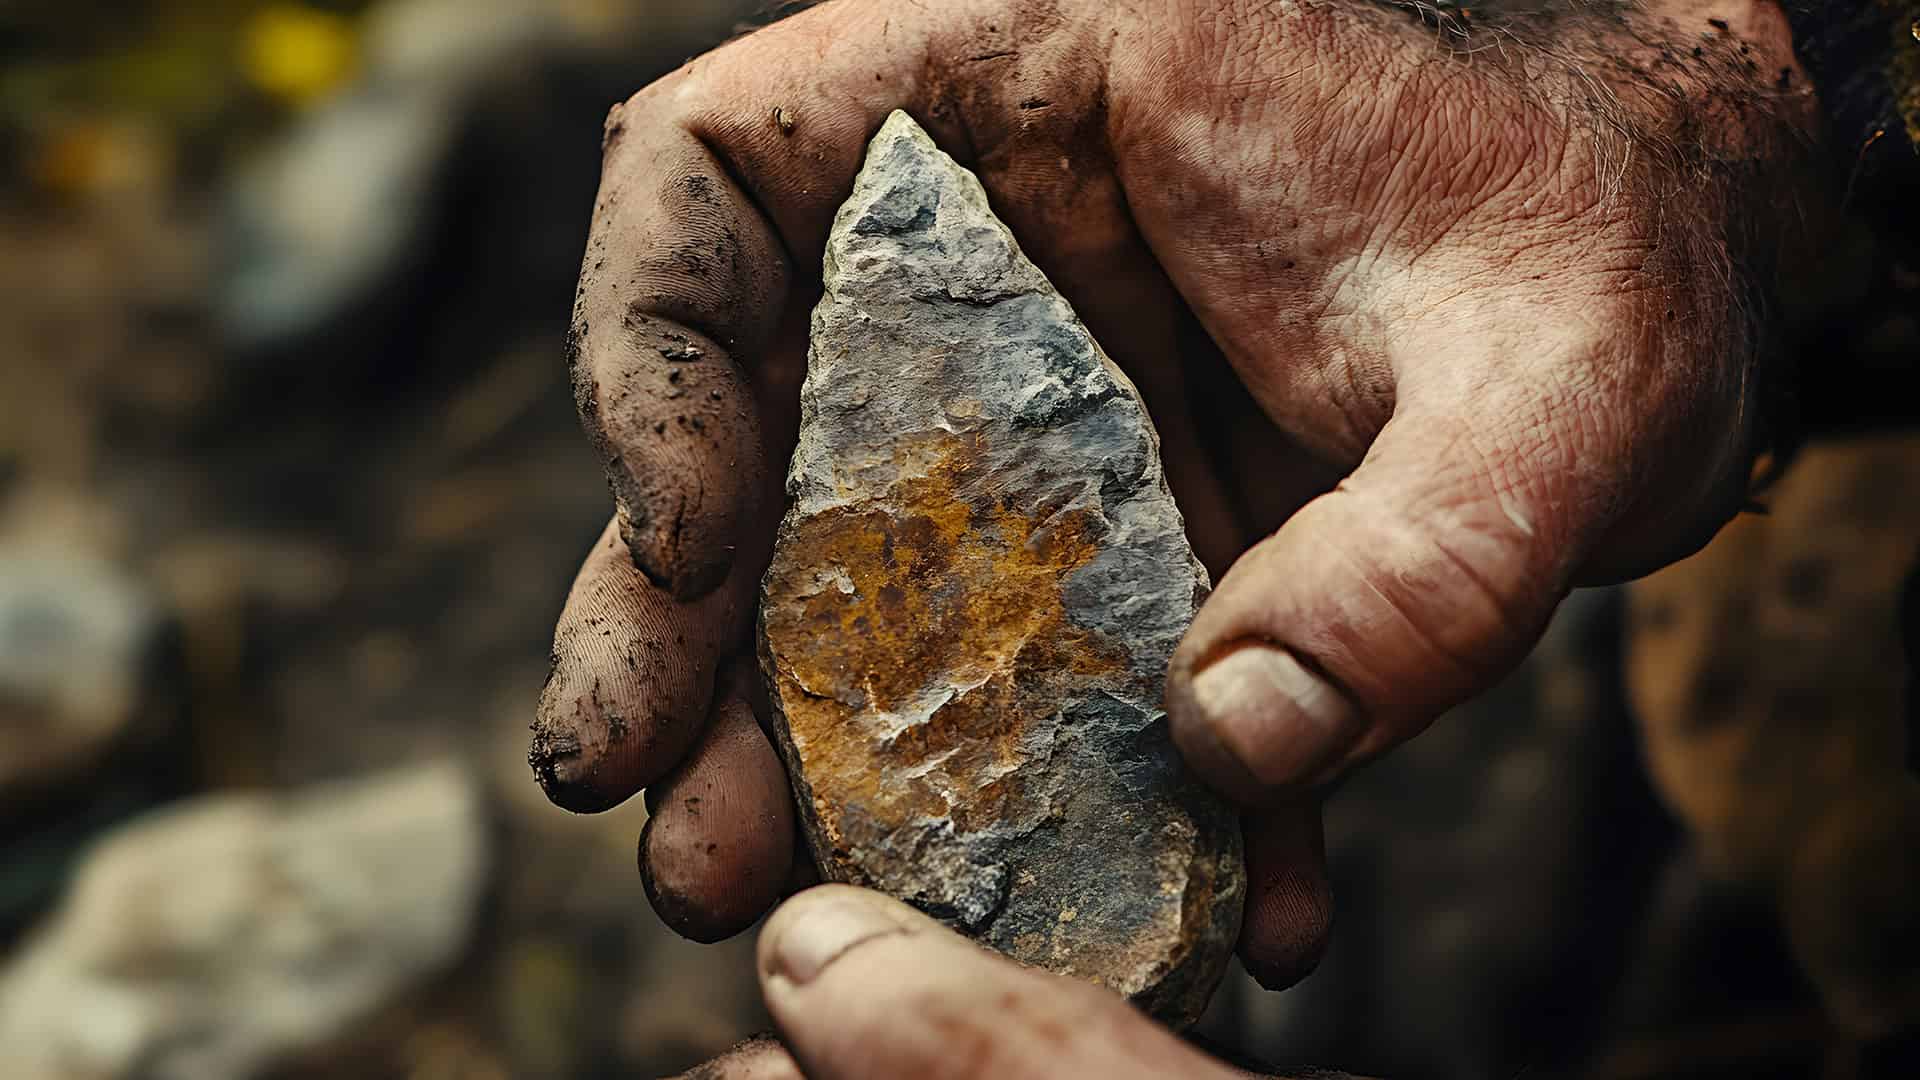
[758,111,1244,1026]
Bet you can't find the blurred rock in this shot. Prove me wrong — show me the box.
[215,0,564,354]
[214,0,718,368]
[217,84,457,354]
[0,549,173,811]
[3,5,776,1077]
[0,763,489,1080]
[1213,588,1675,1079]
[1627,434,1920,1040]
[214,0,530,358]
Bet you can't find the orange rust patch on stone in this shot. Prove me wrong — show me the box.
[762,431,1134,852]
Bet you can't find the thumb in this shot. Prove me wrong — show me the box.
[755,885,1247,1080]
[1168,394,1602,804]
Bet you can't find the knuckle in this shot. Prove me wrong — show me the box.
[1340,468,1561,694]
[605,80,680,158]
[1359,72,1585,257]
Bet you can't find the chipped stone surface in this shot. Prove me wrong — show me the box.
[758,111,1243,1026]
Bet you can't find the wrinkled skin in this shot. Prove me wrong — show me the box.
[529,0,1815,1072]
[671,884,1357,1080]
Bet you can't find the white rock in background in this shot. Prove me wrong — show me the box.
[0,763,488,1080]
[215,0,583,352]
[0,551,167,805]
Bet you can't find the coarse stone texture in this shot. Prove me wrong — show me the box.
[758,111,1243,1027]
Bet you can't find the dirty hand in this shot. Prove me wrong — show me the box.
[531,0,1813,987]
[673,884,1305,1080]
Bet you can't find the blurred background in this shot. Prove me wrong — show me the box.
[1,2,1915,1078]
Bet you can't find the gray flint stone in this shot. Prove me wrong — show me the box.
[759,110,1244,1026]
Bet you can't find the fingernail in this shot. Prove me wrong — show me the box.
[1188,645,1361,789]
[768,896,905,985]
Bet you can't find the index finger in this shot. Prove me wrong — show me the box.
[578,0,1149,594]
[573,2,950,596]
[542,0,1155,819]
[534,3,965,818]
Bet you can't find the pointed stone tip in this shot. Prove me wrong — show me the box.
[874,108,926,144]
[836,109,973,248]
[861,109,947,179]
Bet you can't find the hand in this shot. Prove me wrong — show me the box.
[672,885,1343,1080]
[529,0,1814,985]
